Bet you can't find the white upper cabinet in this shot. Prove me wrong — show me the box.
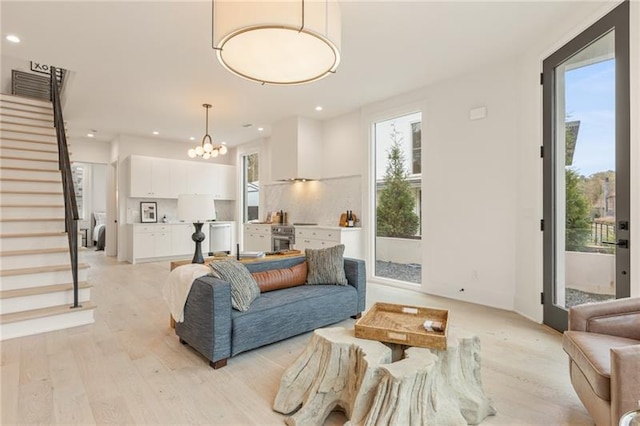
[129,155,172,198]
[216,164,236,199]
[270,116,323,181]
[128,155,236,200]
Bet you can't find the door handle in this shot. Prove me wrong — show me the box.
[602,239,629,249]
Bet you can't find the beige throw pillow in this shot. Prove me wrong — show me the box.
[209,260,260,311]
[305,244,348,286]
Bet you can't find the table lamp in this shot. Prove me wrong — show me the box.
[178,194,215,264]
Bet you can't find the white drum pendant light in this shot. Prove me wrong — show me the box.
[213,0,341,85]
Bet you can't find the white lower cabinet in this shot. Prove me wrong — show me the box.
[172,224,194,257]
[295,227,362,259]
[130,224,172,263]
[243,224,272,252]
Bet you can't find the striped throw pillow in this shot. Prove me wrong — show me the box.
[305,244,348,286]
[209,260,260,311]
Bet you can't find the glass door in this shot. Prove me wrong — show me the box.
[542,2,630,332]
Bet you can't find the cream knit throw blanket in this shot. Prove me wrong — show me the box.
[162,264,210,323]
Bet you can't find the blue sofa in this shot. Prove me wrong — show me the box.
[175,256,366,368]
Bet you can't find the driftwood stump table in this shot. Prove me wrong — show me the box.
[273,327,496,426]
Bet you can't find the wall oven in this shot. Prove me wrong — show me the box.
[271,225,295,252]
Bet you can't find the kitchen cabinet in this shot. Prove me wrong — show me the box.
[129,224,172,263]
[128,155,236,200]
[129,156,173,198]
[216,164,236,199]
[128,222,215,263]
[294,226,362,259]
[243,224,272,252]
[171,223,194,257]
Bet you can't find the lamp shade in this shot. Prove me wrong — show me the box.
[178,194,216,222]
[213,0,341,85]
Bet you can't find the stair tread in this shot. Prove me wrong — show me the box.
[0,247,80,256]
[0,177,61,183]
[0,120,55,130]
[0,129,57,137]
[0,301,96,324]
[0,106,54,117]
[0,112,54,123]
[1,146,58,154]
[0,95,53,108]
[0,137,57,146]
[0,281,91,299]
[0,204,64,207]
[0,262,90,277]
[0,155,58,163]
[0,190,63,194]
[0,166,60,173]
[0,217,65,222]
[0,231,67,238]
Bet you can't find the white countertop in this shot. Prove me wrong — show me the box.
[131,220,235,225]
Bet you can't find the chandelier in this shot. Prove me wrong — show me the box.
[188,104,227,159]
[212,0,342,85]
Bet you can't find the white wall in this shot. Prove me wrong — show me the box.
[70,138,111,164]
[420,61,519,310]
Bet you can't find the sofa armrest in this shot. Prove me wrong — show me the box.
[175,275,233,364]
[610,344,640,425]
[344,258,366,314]
[568,297,640,339]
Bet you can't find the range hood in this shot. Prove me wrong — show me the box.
[270,116,323,182]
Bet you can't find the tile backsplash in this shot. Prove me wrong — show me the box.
[127,198,235,223]
[263,175,362,226]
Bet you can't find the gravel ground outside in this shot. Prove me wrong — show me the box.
[375,261,422,284]
[375,261,613,308]
[565,288,614,308]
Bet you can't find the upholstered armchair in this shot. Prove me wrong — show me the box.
[563,297,640,426]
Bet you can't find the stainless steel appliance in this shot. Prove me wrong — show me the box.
[271,225,295,251]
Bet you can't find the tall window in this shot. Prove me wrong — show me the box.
[411,121,421,174]
[242,153,259,222]
[374,111,422,285]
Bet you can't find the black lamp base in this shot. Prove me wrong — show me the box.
[191,222,206,264]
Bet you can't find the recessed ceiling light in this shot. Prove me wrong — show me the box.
[221,141,227,145]
[189,136,195,140]
[87,133,94,138]
[315,106,323,111]
[152,131,159,135]
[257,127,264,132]
[6,35,20,43]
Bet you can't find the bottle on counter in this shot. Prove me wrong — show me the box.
[347,210,354,227]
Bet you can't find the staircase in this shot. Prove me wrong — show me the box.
[0,93,95,340]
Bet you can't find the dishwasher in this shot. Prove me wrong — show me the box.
[209,222,232,254]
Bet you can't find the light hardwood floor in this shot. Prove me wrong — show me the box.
[1,251,593,425]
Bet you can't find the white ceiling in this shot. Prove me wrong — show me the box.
[0,1,606,147]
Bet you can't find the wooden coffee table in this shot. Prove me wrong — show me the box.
[273,326,496,425]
